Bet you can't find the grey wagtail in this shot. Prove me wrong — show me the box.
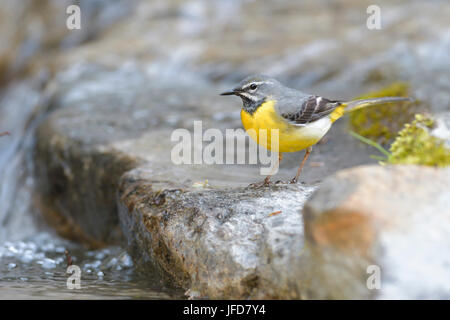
[221,75,411,185]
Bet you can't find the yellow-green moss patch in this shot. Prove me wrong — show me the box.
[349,83,424,144]
[387,114,450,167]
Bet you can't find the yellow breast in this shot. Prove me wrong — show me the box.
[241,100,332,152]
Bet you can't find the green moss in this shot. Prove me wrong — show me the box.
[387,114,450,167]
[349,83,424,144]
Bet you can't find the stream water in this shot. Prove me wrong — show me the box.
[0,1,186,300]
[0,76,184,299]
[0,87,184,298]
[0,233,184,299]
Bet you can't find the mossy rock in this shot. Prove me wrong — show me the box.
[349,83,425,144]
[387,114,450,167]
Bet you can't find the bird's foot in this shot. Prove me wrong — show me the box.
[248,181,271,188]
[271,180,296,185]
[248,177,272,188]
[289,177,307,184]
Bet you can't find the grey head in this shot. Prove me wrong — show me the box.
[220,75,288,114]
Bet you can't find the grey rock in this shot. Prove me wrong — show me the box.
[118,167,317,299]
[119,164,450,299]
[431,112,450,148]
[304,165,450,299]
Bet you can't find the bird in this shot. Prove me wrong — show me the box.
[220,75,411,186]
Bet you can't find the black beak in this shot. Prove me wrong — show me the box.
[220,90,236,96]
[220,88,242,96]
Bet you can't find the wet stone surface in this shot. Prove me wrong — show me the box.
[118,170,317,299]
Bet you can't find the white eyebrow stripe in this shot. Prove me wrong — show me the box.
[242,81,273,89]
[239,92,258,101]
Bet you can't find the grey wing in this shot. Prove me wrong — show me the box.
[279,95,341,125]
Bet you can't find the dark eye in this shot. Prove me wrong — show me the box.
[249,84,258,90]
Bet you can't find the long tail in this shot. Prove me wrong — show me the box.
[343,97,412,113]
[330,96,412,123]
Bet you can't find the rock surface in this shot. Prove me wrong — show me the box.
[118,164,450,299]
[304,165,450,299]
[118,170,316,298]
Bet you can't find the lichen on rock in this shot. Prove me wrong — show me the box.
[387,114,450,167]
[349,82,424,144]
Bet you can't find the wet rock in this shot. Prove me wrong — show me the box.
[0,72,51,242]
[118,164,450,299]
[304,165,450,299]
[118,168,316,299]
[33,66,147,247]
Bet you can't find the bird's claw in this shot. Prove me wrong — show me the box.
[248,182,267,188]
[249,178,302,187]
[248,178,272,188]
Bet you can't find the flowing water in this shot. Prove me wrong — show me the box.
[0,233,184,299]
[0,77,185,299]
[0,0,187,300]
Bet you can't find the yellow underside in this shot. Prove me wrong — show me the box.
[241,100,345,152]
